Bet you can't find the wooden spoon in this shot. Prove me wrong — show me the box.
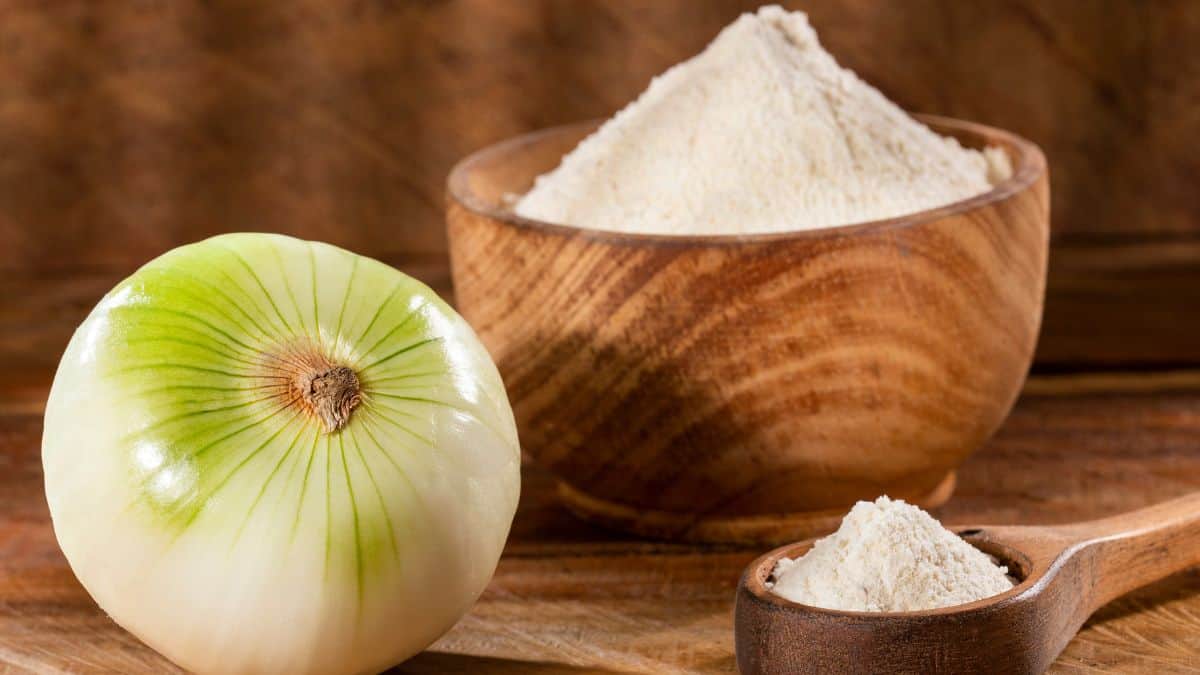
[734,493,1200,674]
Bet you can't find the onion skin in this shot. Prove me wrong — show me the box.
[42,233,520,674]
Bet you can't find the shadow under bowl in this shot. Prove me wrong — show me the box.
[445,115,1049,544]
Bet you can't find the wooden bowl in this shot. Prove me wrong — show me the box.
[446,116,1049,544]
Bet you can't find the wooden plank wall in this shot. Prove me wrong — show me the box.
[1,0,1197,377]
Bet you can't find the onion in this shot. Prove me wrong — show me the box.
[42,233,520,674]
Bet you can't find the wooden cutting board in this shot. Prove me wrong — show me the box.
[3,372,1200,673]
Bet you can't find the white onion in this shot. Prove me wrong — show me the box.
[42,233,520,674]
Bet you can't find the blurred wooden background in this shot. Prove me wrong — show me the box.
[1,0,1198,384]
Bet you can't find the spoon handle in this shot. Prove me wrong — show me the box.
[1051,491,1200,609]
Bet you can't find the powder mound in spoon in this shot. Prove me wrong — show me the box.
[769,496,1014,612]
[515,5,1012,235]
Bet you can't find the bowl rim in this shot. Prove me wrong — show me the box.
[446,114,1047,247]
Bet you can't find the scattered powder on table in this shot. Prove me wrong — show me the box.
[768,496,1014,612]
[515,5,1012,235]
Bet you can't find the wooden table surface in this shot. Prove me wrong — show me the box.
[2,367,1199,674]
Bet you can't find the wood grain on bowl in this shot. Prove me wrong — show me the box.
[446,117,1050,544]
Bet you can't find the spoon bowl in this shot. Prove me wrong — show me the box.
[734,493,1200,674]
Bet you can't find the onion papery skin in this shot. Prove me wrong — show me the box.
[42,233,520,675]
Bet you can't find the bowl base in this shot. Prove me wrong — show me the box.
[556,472,958,545]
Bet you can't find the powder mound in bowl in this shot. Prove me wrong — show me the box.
[515,5,1012,236]
[768,496,1014,612]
